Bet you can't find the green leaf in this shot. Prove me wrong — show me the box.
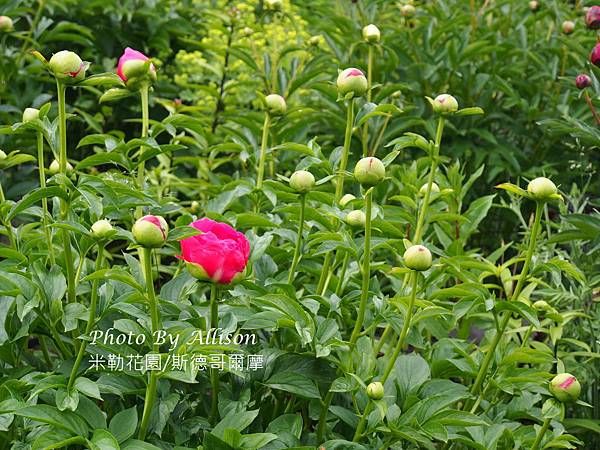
[455,106,484,116]
[90,429,120,450]
[8,187,69,220]
[265,372,321,399]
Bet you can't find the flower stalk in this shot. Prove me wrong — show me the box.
[530,418,551,450]
[256,114,271,190]
[136,84,150,218]
[37,130,55,265]
[335,99,355,200]
[288,194,306,284]
[209,283,220,425]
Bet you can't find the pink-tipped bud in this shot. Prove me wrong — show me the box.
[562,20,575,35]
[354,157,385,187]
[132,215,168,248]
[549,373,581,403]
[591,42,600,67]
[404,245,432,271]
[586,6,600,30]
[576,74,592,89]
[336,68,368,98]
[48,50,86,80]
[117,47,156,85]
[0,16,14,32]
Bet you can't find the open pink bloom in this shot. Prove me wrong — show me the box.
[117,47,155,81]
[178,218,250,284]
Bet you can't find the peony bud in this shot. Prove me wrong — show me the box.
[529,1,539,12]
[240,27,254,37]
[91,219,114,239]
[190,200,200,214]
[48,50,86,80]
[132,215,168,248]
[0,16,14,32]
[336,68,368,98]
[401,4,416,17]
[48,159,73,175]
[562,20,575,35]
[404,245,432,271]
[549,373,581,403]
[366,382,384,400]
[362,24,381,43]
[339,193,356,207]
[264,94,287,116]
[308,35,325,47]
[0,150,6,161]
[354,157,385,187]
[431,94,459,114]
[586,6,600,29]
[591,43,600,67]
[576,74,592,89]
[346,210,366,227]
[265,0,283,11]
[289,170,315,193]
[527,177,557,200]
[117,47,156,84]
[22,108,40,123]
[419,182,440,195]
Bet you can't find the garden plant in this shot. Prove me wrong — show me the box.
[0,0,599,449]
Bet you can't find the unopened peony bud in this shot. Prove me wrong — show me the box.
[346,210,366,227]
[91,219,114,239]
[336,68,368,98]
[527,177,557,200]
[367,382,384,400]
[289,170,315,193]
[49,50,86,80]
[586,6,600,29]
[529,1,539,12]
[264,94,286,116]
[362,24,381,43]
[308,35,324,47]
[240,27,254,37]
[22,108,40,123]
[549,373,581,403]
[117,47,156,85]
[0,16,13,32]
[591,43,600,67]
[132,215,168,248]
[401,4,416,17]
[339,193,356,207]
[562,20,575,35]
[404,245,432,271]
[0,150,6,161]
[354,157,385,187]
[419,182,440,195]
[49,159,73,175]
[190,200,200,214]
[431,94,459,114]
[576,74,592,89]
[265,0,283,11]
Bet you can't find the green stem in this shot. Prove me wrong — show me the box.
[138,247,160,440]
[335,99,355,201]
[335,252,350,297]
[288,194,306,284]
[316,389,334,443]
[210,283,220,425]
[56,81,68,175]
[370,115,390,157]
[0,180,16,249]
[317,252,333,295]
[354,271,419,441]
[530,418,551,450]
[37,131,55,265]
[361,46,373,157]
[521,324,534,348]
[136,84,150,218]
[67,245,104,389]
[469,201,544,396]
[349,189,372,345]
[413,116,445,243]
[256,114,271,190]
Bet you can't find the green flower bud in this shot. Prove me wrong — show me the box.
[240,27,254,37]
[336,68,368,98]
[346,210,366,227]
[339,193,356,207]
[190,200,200,214]
[0,150,6,161]
[404,244,432,271]
[0,16,14,32]
[529,1,539,12]
[132,215,169,248]
[362,24,381,43]
[22,108,40,123]
[431,94,459,114]
[527,177,557,200]
[562,20,575,35]
[48,159,73,175]
[265,94,287,116]
[48,50,86,80]
[289,170,315,193]
[366,381,384,400]
[419,182,440,195]
[91,219,114,239]
[533,300,551,312]
[354,157,385,187]
[549,373,581,403]
[265,0,283,11]
[401,4,416,17]
[308,35,325,47]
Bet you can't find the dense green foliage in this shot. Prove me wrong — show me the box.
[0,0,599,449]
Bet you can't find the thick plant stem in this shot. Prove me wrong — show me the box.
[288,195,306,284]
[136,84,150,218]
[37,131,55,265]
[256,114,271,190]
[349,189,373,345]
[530,418,551,450]
[413,116,445,243]
[335,99,355,200]
[583,90,600,125]
[335,252,350,297]
[209,283,220,425]
[469,201,544,396]
[0,181,16,249]
[67,245,104,389]
[354,271,419,442]
[56,81,75,305]
[361,45,373,157]
[138,247,160,440]
[316,389,334,443]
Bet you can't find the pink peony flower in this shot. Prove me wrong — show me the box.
[117,47,155,82]
[576,74,592,89]
[590,42,600,67]
[586,6,600,30]
[178,218,250,284]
